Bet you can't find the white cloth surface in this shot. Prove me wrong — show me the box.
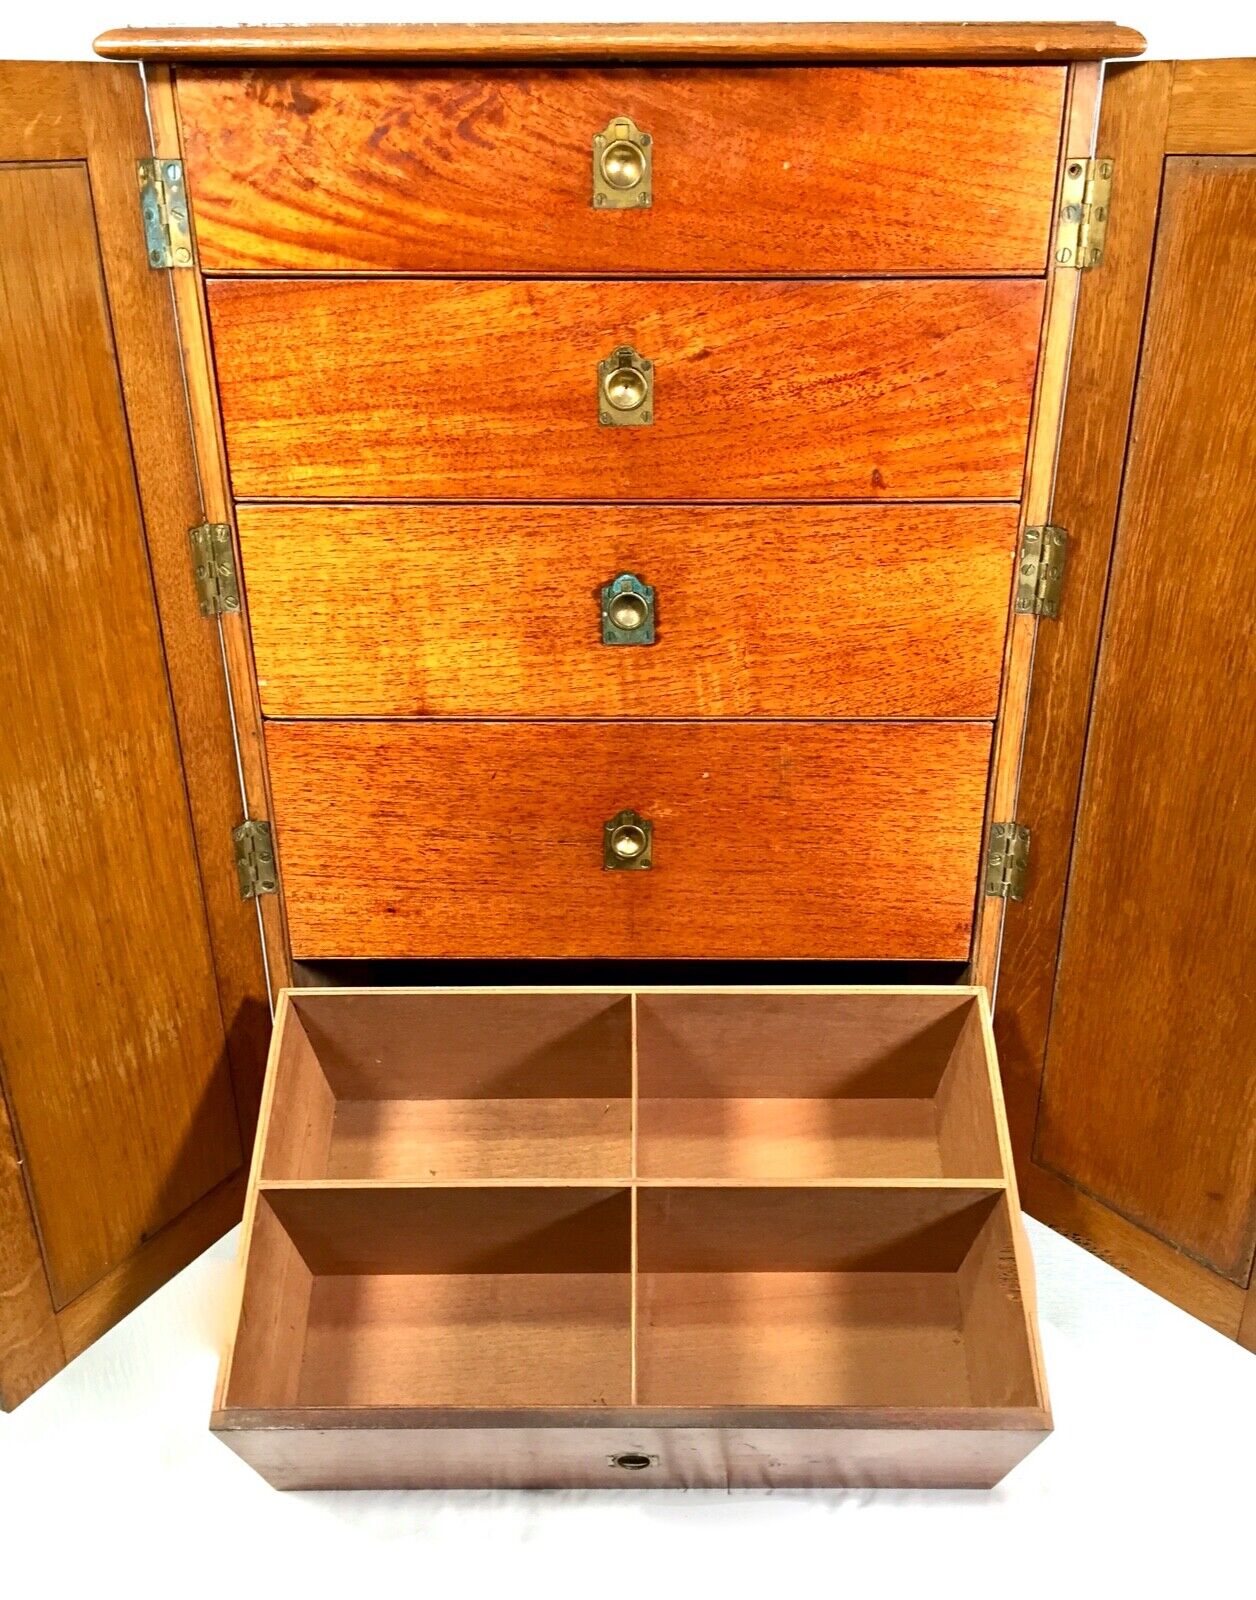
[1,1218,1252,1600]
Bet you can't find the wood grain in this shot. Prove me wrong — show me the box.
[0,1086,62,1409]
[1033,155,1256,1284]
[1167,58,1256,153]
[0,161,242,1309]
[994,62,1176,1161]
[175,66,1064,275]
[209,277,1044,502]
[95,22,1146,63]
[0,63,272,1140]
[240,503,1018,720]
[263,721,992,960]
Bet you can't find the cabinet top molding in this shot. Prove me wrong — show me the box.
[94,22,1146,65]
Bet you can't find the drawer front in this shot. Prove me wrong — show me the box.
[176,66,1065,276]
[241,504,1017,719]
[210,278,1043,500]
[265,721,991,960]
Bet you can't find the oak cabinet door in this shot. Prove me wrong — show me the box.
[0,61,269,1409]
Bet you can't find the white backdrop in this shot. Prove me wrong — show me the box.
[2,0,1254,62]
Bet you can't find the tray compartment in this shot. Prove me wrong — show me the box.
[637,992,1003,1180]
[226,1185,633,1409]
[261,991,633,1182]
[635,1186,1039,1409]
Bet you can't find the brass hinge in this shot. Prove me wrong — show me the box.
[137,157,193,269]
[1015,525,1068,619]
[985,823,1031,902]
[188,522,240,617]
[1055,156,1113,270]
[232,820,278,900]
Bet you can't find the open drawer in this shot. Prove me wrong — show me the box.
[213,987,1050,1489]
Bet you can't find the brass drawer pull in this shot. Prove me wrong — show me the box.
[599,346,653,427]
[601,573,655,645]
[592,117,652,209]
[603,809,653,870]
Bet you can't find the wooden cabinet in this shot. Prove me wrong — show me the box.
[37,25,1256,1457]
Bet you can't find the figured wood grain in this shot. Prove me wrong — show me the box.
[175,66,1064,275]
[0,160,243,1309]
[263,722,992,960]
[240,503,1018,720]
[1033,155,1256,1284]
[209,278,1044,502]
[95,22,1146,63]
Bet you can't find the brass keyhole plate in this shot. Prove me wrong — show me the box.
[592,116,652,209]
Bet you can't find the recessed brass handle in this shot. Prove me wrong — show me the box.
[599,346,653,427]
[603,809,653,871]
[592,117,652,209]
[601,573,655,645]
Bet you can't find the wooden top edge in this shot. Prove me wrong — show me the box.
[212,1403,1053,1432]
[282,985,986,999]
[94,22,1146,64]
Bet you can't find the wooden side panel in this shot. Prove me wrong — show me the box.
[1033,157,1256,1284]
[264,721,991,961]
[176,66,1065,275]
[208,278,1044,502]
[240,503,1018,720]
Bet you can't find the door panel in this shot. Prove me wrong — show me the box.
[997,58,1256,1345]
[0,61,269,1405]
[0,161,242,1306]
[1032,156,1256,1283]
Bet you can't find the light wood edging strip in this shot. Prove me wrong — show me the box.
[96,22,1145,63]
[969,61,1102,994]
[213,991,297,1411]
[146,64,291,995]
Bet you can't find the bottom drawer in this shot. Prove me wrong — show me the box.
[265,720,992,960]
[214,987,1050,1490]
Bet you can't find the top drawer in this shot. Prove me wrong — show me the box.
[175,65,1066,276]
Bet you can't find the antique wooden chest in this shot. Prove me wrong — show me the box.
[0,19,1152,1468]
